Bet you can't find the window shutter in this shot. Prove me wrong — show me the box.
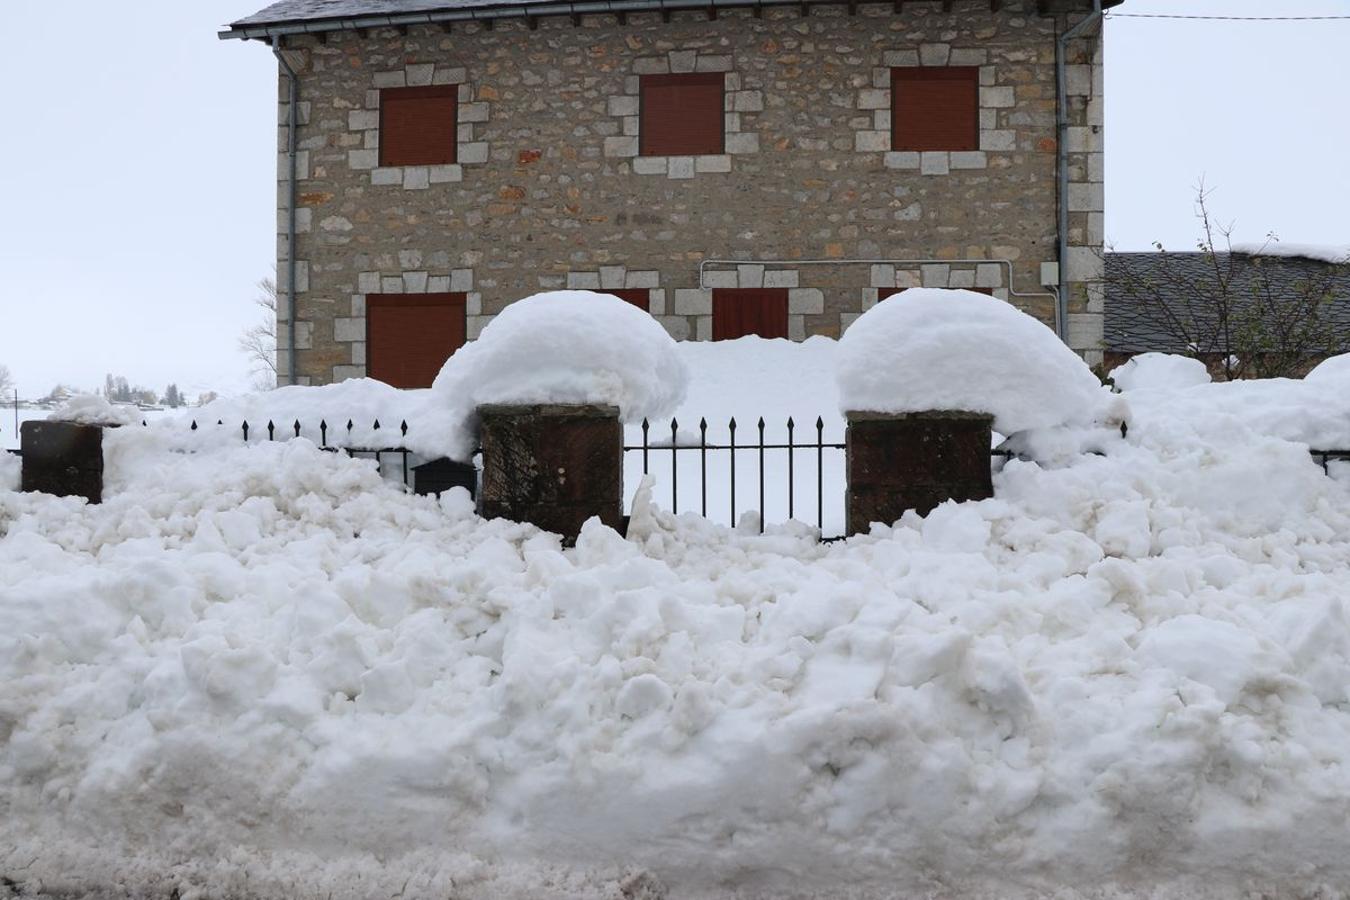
[640,73,724,157]
[712,289,789,340]
[891,67,980,152]
[603,289,652,311]
[367,293,467,388]
[380,86,458,167]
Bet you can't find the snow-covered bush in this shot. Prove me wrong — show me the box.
[835,288,1108,433]
[1108,352,1212,392]
[1305,352,1350,385]
[47,393,146,427]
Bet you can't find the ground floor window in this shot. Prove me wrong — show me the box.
[367,293,467,388]
[592,289,651,312]
[712,288,788,340]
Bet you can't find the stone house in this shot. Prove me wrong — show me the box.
[222,0,1115,387]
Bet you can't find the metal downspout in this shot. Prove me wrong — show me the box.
[1055,0,1102,341]
[273,39,299,387]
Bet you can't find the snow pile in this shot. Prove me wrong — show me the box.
[0,449,18,491]
[5,406,1350,898]
[427,291,688,457]
[836,288,1110,433]
[1306,352,1350,385]
[46,393,146,427]
[1232,240,1350,265]
[1109,352,1211,392]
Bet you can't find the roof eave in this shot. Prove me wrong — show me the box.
[219,0,1122,41]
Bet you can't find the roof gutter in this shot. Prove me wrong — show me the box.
[274,38,299,387]
[1055,0,1103,341]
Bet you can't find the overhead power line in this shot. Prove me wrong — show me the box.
[1106,12,1350,20]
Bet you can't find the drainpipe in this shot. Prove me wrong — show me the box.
[273,38,300,387]
[1055,0,1103,342]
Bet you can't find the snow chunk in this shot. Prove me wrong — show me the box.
[1232,241,1350,265]
[1109,353,1211,392]
[46,394,145,427]
[428,291,688,457]
[836,288,1108,433]
[1305,353,1350,385]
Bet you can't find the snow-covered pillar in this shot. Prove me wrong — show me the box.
[478,403,623,542]
[844,410,993,535]
[19,421,107,504]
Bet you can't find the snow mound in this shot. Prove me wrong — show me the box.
[1232,241,1350,265]
[0,449,17,491]
[1109,353,1211,392]
[429,291,688,456]
[836,288,1109,433]
[46,393,146,427]
[1306,353,1350,385]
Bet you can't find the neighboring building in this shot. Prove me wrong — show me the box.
[222,0,1116,387]
[1105,249,1350,375]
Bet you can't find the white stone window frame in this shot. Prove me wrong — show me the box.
[345,63,491,190]
[565,267,667,314]
[331,267,482,380]
[852,46,1014,175]
[677,266,822,341]
[603,51,759,180]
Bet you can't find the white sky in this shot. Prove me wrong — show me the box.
[0,0,1347,400]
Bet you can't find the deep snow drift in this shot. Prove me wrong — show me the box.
[7,344,1350,898]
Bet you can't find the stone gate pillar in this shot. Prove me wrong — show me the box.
[478,403,623,541]
[20,421,108,504]
[845,410,993,535]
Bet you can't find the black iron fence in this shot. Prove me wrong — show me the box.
[629,416,847,535]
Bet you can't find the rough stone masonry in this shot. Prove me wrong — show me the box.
[269,0,1105,385]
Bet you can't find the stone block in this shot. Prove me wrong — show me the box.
[333,317,365,342]
[764,270,799,288]
[398,249,424,269]
[980,86,1016,108]
[568,271,602,289]
[919,43,951,66]
[736,264,765,288]
[948,269,975,288]
[429,164,463,183]
[870,264,896,288]
[657,315,690,340]
[920,152,950,176]
[975,263,1003,288]
[648,289,667,315]
[949,151,987,170]
[724,132,759,155]
[695,154,732,173]
[625,269,660,289]
[478,404,623,542]
[427,276,451,293]
[845,411,994,533]
[373,70,406,88]
[458,142,489,164]
[348,149,378,170]
[599,265,626,289]
[667,156,695,179]
[884,151,921,170]
[382,277,403,293]
[633,57,670,75]
[980,129,1016,151]
[459,102,490,123]
[604,136,639,158]
[729,91,763,112]
[696,55,733,72]
[856,88,889,110]
[788,288,824,314]
[371,167,402,185]
[403,271,429,292]
[333,365,366,381]
[669,50,698,73]
[402,167,430,190]
[607,95,639,117]
[674,288,712,315]
[348,109,378,131]
[450,269,475,291]
[633,156,667,175]
[882,50,919,67]
[351,341,366,365]
[1068,182,1104,212]
[20,421,107,503]
[855,130,890,153]
[406,63,435,86]
[921,264,950,287]
[703,269,738,289]
[949,48,988,66]
[787,314,806,341]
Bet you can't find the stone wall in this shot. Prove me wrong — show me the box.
[272,0,1105,385]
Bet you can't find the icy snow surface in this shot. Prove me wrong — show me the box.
[1231,241,1350,265]
[1109,353,1212,393]
[8,340,1350,898]
[836,289,1111,433]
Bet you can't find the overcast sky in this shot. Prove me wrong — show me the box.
[1,0,1347,399]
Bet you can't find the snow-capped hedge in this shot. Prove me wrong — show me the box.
[1109,352,1212,392]
[836,288,1108,433]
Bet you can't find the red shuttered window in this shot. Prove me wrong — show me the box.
[891,67,980,152]
[367,293,467,389]
[640,73,724,157]
[379,86,458,167]
[712,289,789,340]
[602,289,652,312]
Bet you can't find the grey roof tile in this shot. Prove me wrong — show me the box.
[1105,252,1350,352]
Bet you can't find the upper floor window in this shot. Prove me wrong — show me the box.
[380,86,458,167]
[891,67,979,152]
[639,73,724,157]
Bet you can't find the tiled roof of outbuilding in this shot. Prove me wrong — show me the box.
[1105,251,1350,353]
